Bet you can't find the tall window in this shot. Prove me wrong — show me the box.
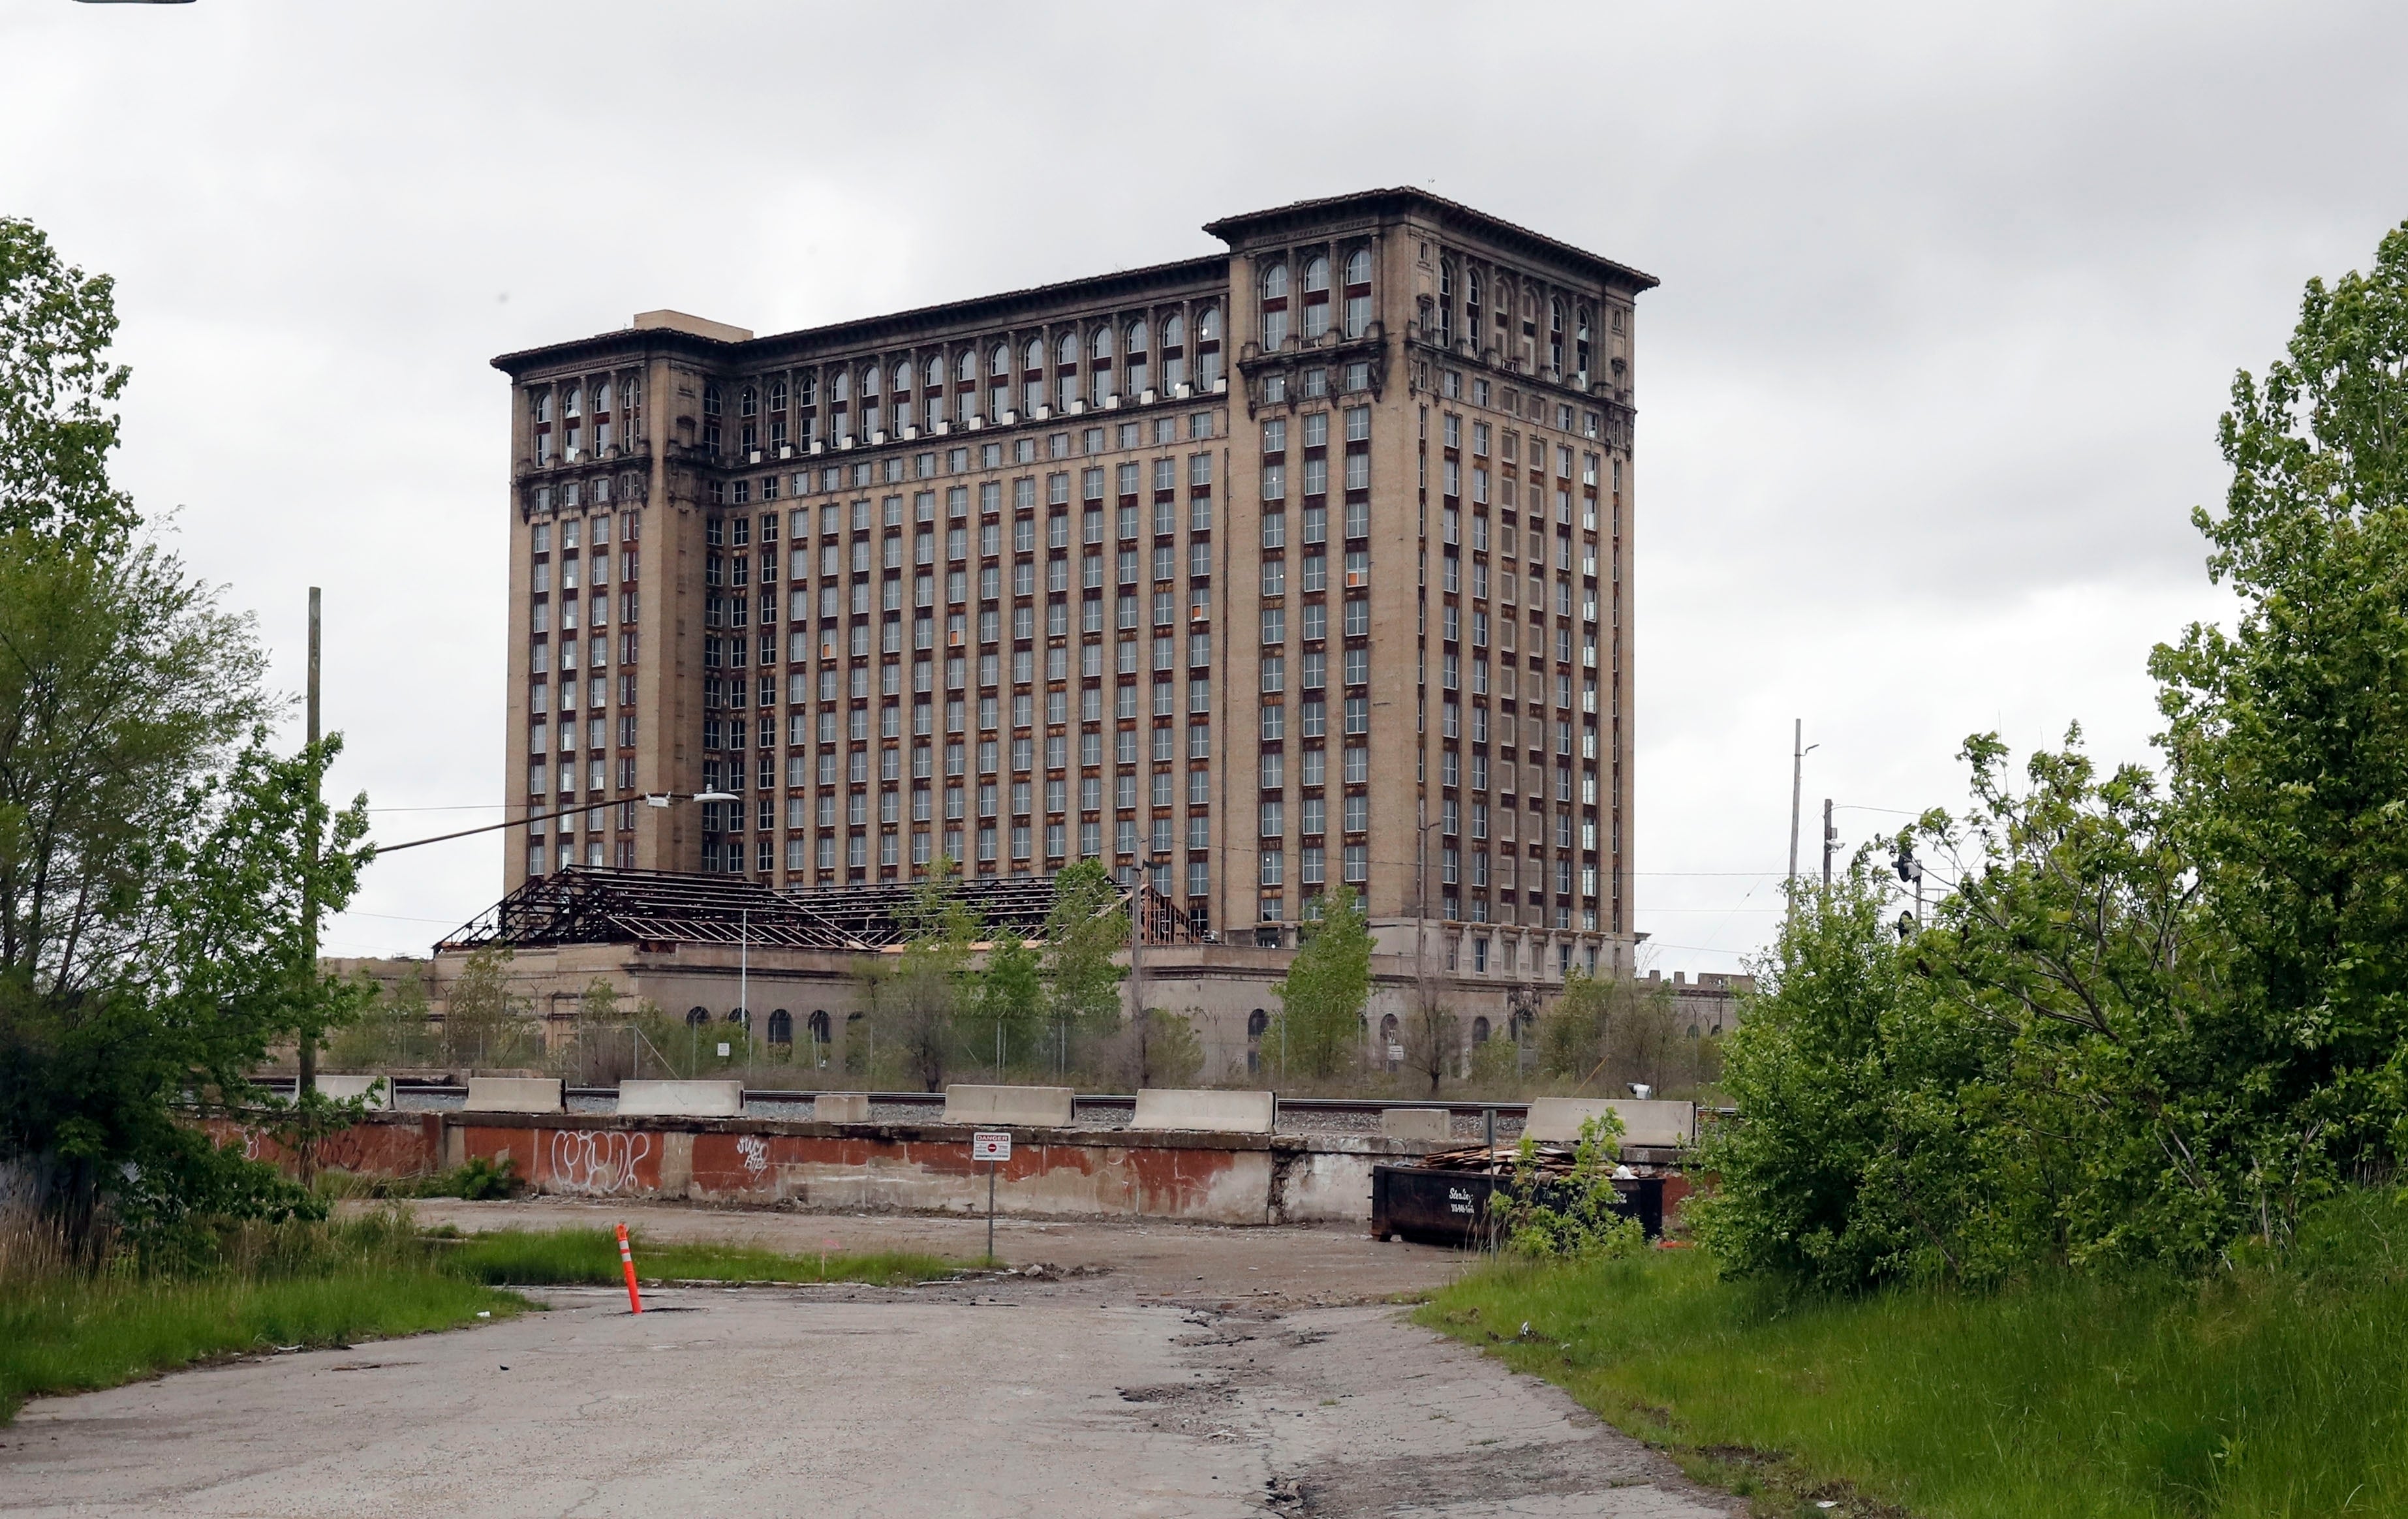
[1438,260,1455,345]
[1162,313,1186,391]
[1342,248,1372,340]
[1260,262,1289,349]
[1301,255,1330,339]
[1089,325,1113,405]
[1549,299,1566,376]
[1057,331,1079,410]
[988,343,1010,417]
[1125,318,1150,396]
[1196,305,1222,389]
[1575,307,1593,378]
[1023,338,1044,414]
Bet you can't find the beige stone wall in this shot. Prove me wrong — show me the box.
[492,191,1652,957]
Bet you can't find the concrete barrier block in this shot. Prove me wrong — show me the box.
[1130,1089,1276,1133]
[942,1084,1074,1128]
[814,1092,872,1124]
[615,1080,744,1118]
[463,1077,563,1113]
[1380,1107,1453,1143]
[1524,1097,1695,1147]
[315,1074,392,1110]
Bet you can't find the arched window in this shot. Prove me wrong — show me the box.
[594,379,612,412]
[924,356,942,390]
[1090,326,1113,361]
[1024,338,1044,372]
[1344,248,1370,286]
[893,361,912,395]
[1471,1015,1491,1044]
[767,377,786,412]
[1438,260,1455,345]
[1302,255,1331,340]
[796,371,816,407]
[1687,1024,1701,1039]
[831,369,850,403]
[1575,307,1594,378]
[1468,271,1485,345]
[1162,313,1183,348]
[1549,298,1566,375]
[860,366,878,399]
[1380,1011,1399,1040]
[769,1009,793,1044]
[956,350,975,383]
[809,1009,832,1044]
[702,383,721,416]
[1262,262,1289,299]
[1247,1008,1269,1037]
[563,384,581,418]
[686,1005,711,1027]
[1125,321,1150,396]
[1057,331,1078,367]
[1196,305,1222,390]
[726,1006,749,1029]
[533,389,552,423]
[738,386,758,418]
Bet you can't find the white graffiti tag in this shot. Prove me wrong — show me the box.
[548,1129,655,1195]
[735,1135,770,1177]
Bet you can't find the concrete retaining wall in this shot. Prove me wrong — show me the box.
[201,1110,1420,1227]
[814,1093,872,1123]
[1380,1109,1453,1142]
[464,1077,564,1113]
[941,1084,1075,1128]
[616,1080,744,1117]
[1524,1098,1695,1146]
[1130,1089,1275,1133]
[313,1074,392,1110]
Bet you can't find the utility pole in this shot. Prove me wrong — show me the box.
[1785,722,1819,924]
[1785,719,1803,887]
[299,587,321,1099]
[1822,797,1836,889]
[1127,857,1149,1049]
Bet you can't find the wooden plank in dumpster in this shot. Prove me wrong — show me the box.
[972,1131,1011,1161]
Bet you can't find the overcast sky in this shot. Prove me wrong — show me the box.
[7,1,2405,973]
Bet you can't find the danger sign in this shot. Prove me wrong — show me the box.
[972,1131,1011,1162]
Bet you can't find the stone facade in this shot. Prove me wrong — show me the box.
[491,189,1654,967]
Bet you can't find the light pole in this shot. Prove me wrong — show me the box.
[367,790,739,855]
[1128,853,1162,1063]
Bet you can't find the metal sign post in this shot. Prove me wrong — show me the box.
[972,1130,1011,1262]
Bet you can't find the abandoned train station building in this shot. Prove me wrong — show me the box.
[400,188,1736,1071]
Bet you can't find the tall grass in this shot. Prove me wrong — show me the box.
[441,1226,959,1288]
[1419,1191,2408,1518]
[1,1207,523,1423]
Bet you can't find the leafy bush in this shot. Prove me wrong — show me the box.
[1500,1114,1646,1261]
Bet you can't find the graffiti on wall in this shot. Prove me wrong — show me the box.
[547,1129,655,1195]
[735,1135,769,1177]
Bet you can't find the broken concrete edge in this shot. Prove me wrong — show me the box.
[411,1107,1434,1156]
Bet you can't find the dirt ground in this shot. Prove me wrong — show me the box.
[1,1203,1738,1518]
[398,1195,1475,1306]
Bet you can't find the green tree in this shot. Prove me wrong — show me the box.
[438,946,535,1070]
[1040,859,1126,1070]
[0,219,135,547]
[1267,885,1372,1081]
[969,930,1043,1073]
[2150,219,2408,1229]
[870,859,981,1091]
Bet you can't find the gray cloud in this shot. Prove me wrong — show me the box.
[4,0,2398,969]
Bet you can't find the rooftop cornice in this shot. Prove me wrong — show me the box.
[1203,187,1660,296]
[493,253,1231,380]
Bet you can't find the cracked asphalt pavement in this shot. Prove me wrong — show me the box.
[1,1204,1735,1518]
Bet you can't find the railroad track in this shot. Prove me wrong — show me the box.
[248,1078,1537,1117]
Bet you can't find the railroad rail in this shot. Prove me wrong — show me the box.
[247,1077,1541,1118]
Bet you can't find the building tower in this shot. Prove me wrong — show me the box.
[491,189,1653,975]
